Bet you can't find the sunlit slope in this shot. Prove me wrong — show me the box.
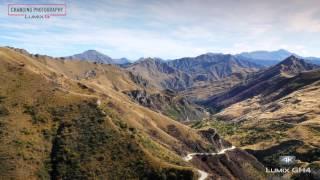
[0,47,206,179]
[0,47,265,179]
[212,69,320,174]
[204,56,318,110]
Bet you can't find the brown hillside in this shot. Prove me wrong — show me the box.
[0,47,265,179]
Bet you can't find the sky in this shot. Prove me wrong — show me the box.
[1,0,320,59]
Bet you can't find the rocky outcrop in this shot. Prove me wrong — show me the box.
[128,72,150,88]
[123,89,207,121]
[84,70,97,79]
[126,58,193,90]
[168,53,261,82]
[192,148,266,180]
[198,128,232,152]
[185,128,266,180]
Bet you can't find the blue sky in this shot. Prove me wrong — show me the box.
[1,0,320,59]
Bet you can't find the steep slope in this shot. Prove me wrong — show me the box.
[213,70,320,178]
[126,54,261,91]
[123,89,208,121]
[180,72,247,102]
[197,58,320,179]
[0,47,265,179]
[126,58,193,90]
[204,56,319,110]
[168,53,261,83]
[216,68,320,122]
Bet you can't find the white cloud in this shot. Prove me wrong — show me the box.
[1,0,320,58]
[287,9,320,32]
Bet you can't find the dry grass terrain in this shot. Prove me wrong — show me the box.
[180,73,246,101]
[0,47,265,179]
[192,58,320,179]
[198,73,320,178]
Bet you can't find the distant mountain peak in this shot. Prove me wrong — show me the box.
[65,50,113,63]
[276,49,291,53]
[126,53,262,90]
[237,49,294,61]
[136,57,163,63]
[278,55,308,66]
[65,50,130,64]
[204,54,319,109]
[114,57,130,64]
[268,55,318,77]
[236,49,320,66]
[281,55,300,63]
[203,52,225,56]
[84,49,99,53]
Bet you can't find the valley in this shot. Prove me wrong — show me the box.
[2,0,320,179]
[0,46,319,179]
[122,51,320,179]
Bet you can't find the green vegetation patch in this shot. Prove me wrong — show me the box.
[191,119,293,147]
[48,101,194,179]
[165,106,182,120]
[0,95,6,102]
[191,119,239,137]
[0,105,9,117]
[23,105,48,124]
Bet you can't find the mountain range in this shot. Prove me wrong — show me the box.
[126,54,261,91]
[0,47,266,179]
[237,49,320,66]
[65,49,320,67]
[203,55,319,109]
[200,57,320,175]
[1,46,320,179]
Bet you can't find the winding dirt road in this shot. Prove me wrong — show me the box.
[183,146,236,180]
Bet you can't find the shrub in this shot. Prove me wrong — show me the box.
[0,96,6,103]
[42,129,51,140]
[0,105,9,117]
[23,105,47,124]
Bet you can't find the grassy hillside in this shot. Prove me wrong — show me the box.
[203,56,319,110]
[200,70,320,178]
[0,48,202,179]
[0,47,267,179]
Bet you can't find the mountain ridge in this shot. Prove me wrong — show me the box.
[237,49,320,66]
[203,56,319,110]
[63,48,320,67]
[126,54,262,91]
[0,47,266,179]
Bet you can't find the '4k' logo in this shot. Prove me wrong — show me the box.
[279,156,296,166]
